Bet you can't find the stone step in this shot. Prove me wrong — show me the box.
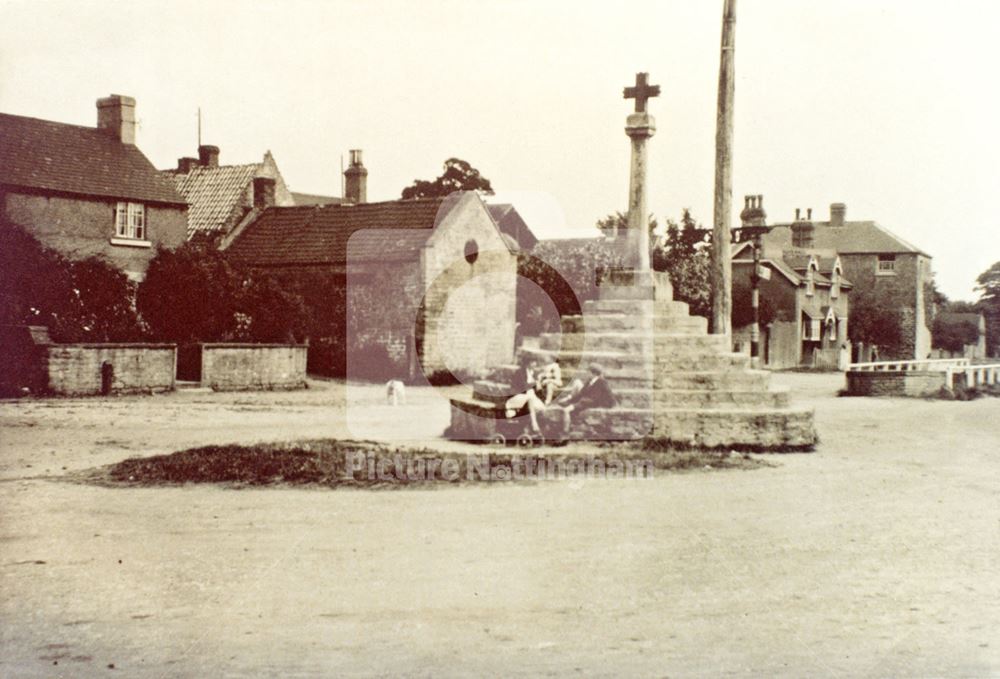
[539,331,728,354]
[561,314,708,335]
[655,388,791,409]
[655,370,772,391]
[652,407,817,448]
[656,352,751,371]
[583,299,691,317]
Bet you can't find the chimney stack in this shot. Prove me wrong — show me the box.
[830,202,846,227]
[176,157,199,173]
[96,94,136,145]
[739,194,767,227]
[344,149,367,205]
[791,208,815,248]
[253,176,276,209]
[198,145,220,168]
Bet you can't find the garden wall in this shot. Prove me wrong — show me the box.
[200,343,307,391]
[844,370,945,397]
[45,344,176,396]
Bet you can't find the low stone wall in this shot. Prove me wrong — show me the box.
[845,370,946,397]
[45,344,176,396]
[201,344,307,391]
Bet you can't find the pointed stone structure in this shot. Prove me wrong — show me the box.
[447,73,816,448]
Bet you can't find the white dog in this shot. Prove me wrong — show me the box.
[385,379,406,406]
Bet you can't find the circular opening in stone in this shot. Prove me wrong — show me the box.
[464,239,479,265]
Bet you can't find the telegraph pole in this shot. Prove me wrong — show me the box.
[711,0,736,337]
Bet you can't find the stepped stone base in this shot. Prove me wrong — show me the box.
[447,269,817,449]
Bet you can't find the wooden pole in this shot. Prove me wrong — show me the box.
[711,0,736,337]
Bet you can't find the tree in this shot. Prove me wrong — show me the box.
[847,287,904,354]
[595,211,658,240]
[652,210,711,318]
[931,315,980,353]
[975,260,1000,356]
[0,219,141,342]
[401,158,494,199]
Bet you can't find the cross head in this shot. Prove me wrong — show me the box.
[623,72,660,113]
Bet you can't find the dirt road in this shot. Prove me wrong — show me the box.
[1,375,998,677]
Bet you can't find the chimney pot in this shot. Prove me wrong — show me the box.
[253,176,276,209]
[795,208,801,220]
[198,144,220,168]
[96,94,136,144]
[344,148,367,204]
[830,202,846,227]
[176,157,199,173]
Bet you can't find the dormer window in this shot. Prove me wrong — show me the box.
[115,202,145,240]
[831,259,842,299]
[877,254,896,275]
[805,257,818,297]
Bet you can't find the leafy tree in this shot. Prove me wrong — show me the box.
[652,209,711,318]
[0,219,141,342]
[847,287,904,354]
[931,315,980,353]
[401,158,494,199]
[975,260,1000,356]
[596,211,658,241]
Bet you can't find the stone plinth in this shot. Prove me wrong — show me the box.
[447,270,817,449]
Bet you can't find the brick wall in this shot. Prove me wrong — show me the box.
[201,343,307,390]
[845,370,946,397]
[3,191,188,279]
[44,344,176,395]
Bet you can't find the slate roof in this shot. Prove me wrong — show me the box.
[169,163,260,237]
[763,220,929,256]
[225,197,451,266]
[0,112,185,205]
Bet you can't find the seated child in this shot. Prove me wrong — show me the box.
[535,356,563,405]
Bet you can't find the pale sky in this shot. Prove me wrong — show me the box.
[1,0,998,299]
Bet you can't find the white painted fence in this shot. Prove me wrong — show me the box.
[847,358,969,373]
[945,363,1000,390]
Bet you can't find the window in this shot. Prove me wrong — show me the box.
[115,202,146,241]
[803,318,821,340]
[877,254,896,274]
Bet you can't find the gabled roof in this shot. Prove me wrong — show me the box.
[169,163,260,237]
[225,196,457,266]
[764,220,929,256]
[0,112,185,205]
[486,203,538,252]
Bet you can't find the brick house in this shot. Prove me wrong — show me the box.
[760,203,933,360]
[0,95,188,281]
[732,240,852,369]
[223,165,522,379]
[163,145,338,240]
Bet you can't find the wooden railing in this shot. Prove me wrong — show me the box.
[847,358,969,373]
[945,363,1000,390]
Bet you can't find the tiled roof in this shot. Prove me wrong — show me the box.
[291,191,342,206]
[0,112,185,205]
[764,220,929,256]
[225,197,451,266]
[169,163,259,237]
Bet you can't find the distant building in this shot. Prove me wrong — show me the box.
[224,154,525,378]
[0,95,188,281]
[164,145,339,240]
[759,202,933,361]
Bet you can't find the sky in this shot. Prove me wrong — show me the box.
[1,0,998,300]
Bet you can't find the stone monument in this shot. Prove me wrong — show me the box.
[448,73,817,448]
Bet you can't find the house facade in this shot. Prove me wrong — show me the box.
[732,240,852,369]
[224,178,522,379]
[760,202,932,361]
[0,95,188,281]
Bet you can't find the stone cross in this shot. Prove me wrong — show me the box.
[623,73,659,271]
[623,72,661,114]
